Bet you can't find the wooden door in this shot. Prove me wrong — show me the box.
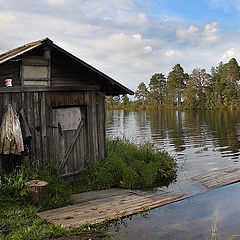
[50,106,87,177]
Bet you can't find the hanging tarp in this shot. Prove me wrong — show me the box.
[0,104,24,155]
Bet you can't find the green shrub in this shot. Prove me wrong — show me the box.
[74,138,177,191]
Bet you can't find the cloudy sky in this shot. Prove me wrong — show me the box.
[0,0,240,91]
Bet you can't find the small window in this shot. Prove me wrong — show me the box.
[53,107,81,131]
[21,56,50,86]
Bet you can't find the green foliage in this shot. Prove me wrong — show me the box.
[135,82,149,107]
[0,159,71,209]
[184,68,211,109]
[74,138,177,191]
[167,64,188,106]
[106,58,240,110]
[148,73,166,106]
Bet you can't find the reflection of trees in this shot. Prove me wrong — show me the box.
[148,110,186,152]
[183,111,210,147]
[147,110,168,139]
[146,110,240,154]
[106,110,240,155]
[203,111,240,153]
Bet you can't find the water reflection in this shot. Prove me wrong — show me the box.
[106,110,240,179]
[106,110,240,239]
[110,182,240,240]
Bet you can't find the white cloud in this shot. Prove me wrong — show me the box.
[177,25,199,41]
[115,12,147,25]
[90,32,153,63]
[188,25,199,33]
[205,22,218,33]
[202,35,219,43]
[44,0,72,6]
[132,33,142,40]
[220,48,240,61]
[144,46,152,52]
[165,50,180,57]
[176,22,220,44]
[202,22,220,43]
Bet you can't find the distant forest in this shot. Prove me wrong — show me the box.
[106,58,240,110]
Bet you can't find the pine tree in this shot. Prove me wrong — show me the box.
[221,58,240,106]
[135,82,149,106]
[167,64,188,106]
[184,68,211,108]
[121,94,130,107]
[148,73,166,106]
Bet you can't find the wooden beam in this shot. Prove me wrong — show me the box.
[0,85,101,93]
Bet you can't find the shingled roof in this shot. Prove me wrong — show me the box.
[0,38,133,95]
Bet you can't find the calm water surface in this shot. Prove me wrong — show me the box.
[106,110,240,239]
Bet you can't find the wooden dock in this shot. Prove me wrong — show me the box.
[192,164,240,190]
[38,189,184,228]
[38,164,240,228]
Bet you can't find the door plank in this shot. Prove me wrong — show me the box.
[59,119,85,171]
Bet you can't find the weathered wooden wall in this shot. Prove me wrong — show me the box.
[0,87,105,179]
[0,61,21,87]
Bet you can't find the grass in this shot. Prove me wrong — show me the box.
[73,138,177,192]
[0,138,177,240]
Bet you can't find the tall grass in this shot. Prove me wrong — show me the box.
[0,159,72,210]
[73,138,177,192]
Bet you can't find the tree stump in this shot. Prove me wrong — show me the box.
[25,180,48,203]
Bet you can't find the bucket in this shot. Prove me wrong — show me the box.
[5,79,12,87]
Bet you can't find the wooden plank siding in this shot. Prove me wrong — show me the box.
[0,89,106,180]
[50,51,98,87]
[0,61,21,87]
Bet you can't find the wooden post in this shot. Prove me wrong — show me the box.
[25,180,48,203]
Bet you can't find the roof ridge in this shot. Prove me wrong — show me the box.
[0,37,50,59]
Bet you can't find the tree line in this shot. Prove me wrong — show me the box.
[106,58,240,110]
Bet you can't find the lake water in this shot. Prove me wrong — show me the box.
[106,110,240,239]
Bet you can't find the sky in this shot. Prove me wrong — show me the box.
[1,0,240,91]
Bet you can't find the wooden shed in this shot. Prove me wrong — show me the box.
[0,38,133,179]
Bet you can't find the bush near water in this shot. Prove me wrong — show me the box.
[76,138,177,191]
[0,138,177,240]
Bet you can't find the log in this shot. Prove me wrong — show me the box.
[25,180,48,203]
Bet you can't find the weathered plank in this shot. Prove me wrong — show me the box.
[86,91,93,163]
[40,92,47,164]
[38,188,185,228]
[25,92,35,159]
[0,86,101,93]
[192,164,240,190]
[96,92,105,159]
[33,92,41,161]
[91,91,98,159]
[59,120,85,171]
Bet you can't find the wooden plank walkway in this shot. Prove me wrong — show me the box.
[38,189,184,228]
[192,164,240,190]
[38,164,240,228]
